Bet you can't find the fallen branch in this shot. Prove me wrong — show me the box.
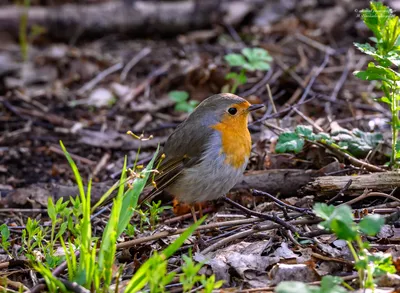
[0,1,260,41]
[305,171,400,197]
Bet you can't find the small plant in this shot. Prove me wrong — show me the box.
[137,208,150,233]
[275,125,383,157]
[125,223,136,237]
[0,224,11,256]
[354,2,400,166]
[276,275,347,293]
[47,197,69,255]
[146,200,171,230]
[314,203,395,290]
[168,91,199,113]
[18,0,46,61]
[21,218,44,257]
[224,48,273,93]
[277,204,395,292]
[28,141,217,292]
[179,249,223,292]
[180,250,205,292]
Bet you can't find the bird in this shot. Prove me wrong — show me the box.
[139,93,264,212]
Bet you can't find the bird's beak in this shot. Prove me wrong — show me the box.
[248,104,264,112]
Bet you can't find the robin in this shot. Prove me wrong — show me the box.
[140,93,264,210]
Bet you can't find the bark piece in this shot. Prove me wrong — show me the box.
[305,171,400,197]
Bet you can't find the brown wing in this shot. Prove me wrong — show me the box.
[138,119,214,205]
[138,155,198,204]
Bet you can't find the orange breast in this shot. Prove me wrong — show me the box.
[211,108,251,169]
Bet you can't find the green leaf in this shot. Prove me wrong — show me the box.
[359,214,385,236]
[315,132,334,144]
[243,61,270,71]
[331,218,358,241]
[175,103,194,113]
[225,72,239,80]
[396,140,400,157]
[168,91,189,103]
[47,197,56,222]
[242,48,273,63]
[275,132,304,154]
[354,42,377,57]
[333,128,383,157]
[379,96,392,104]
[55,222,68,240]
[314,204,357,241]
[117,147,159,237]
[275,281,315,293]
[0,224,10,244]
[295,125,315,140]
[354,62,400,84]
[224,53,247,67]
[320,275,347,293]
[313,203,335,220]
[241,48,272,72]
[368,252,396,275]
[237,70,247,84]
[361,2,391,40]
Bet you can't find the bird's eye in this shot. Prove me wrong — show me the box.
[228,107,237,115]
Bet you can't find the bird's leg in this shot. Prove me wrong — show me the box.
[190,205,207,250]
[197,203,204,218]
[190,206,198,223]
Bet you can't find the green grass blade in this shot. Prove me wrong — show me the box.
[78,178,92,286]
[125,216,205,292]
[117,146,159,237]
[59,237,73,282]
[91,177,130,212]
[98,156,127,287]
[59,141,86,204]
[33,262,68,292]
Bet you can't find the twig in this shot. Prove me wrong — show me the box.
[59,278,90,293]
[252,95,318,124]
[120,47,152,82]
[0,208,46,213]
[340,190,400,207]
[163,207,213,225]
[295,33,336,55]
[201,218,320,254]
[320,142,386,172]
[291,106,324,132]
[6,103,75,127]
[204,224,252,244]
[252,189,313,215]
[48,145,96,166]
[363,200,400,212]
[265,83,280,128]
[240,70,273,97]
[327,179,353,204]
[222,196,300,235]
[91,152,111,177]
[325,49,353,117]
[116,218,262,249]
[287,53,330,117]
[311,252,353,265]
[224,22,243,45]
[77,62,123,95]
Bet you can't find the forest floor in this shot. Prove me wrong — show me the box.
[1,0,400,292]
